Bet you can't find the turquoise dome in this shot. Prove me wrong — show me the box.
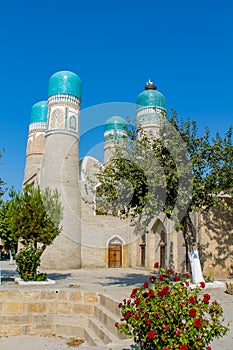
[48,70,82,99]
[104,116,127,132]
[136,89,166,111]
[30,101,48,124]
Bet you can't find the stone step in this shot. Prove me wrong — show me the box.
[88,317,119,345]
[84,326,105,346]
[99,294,121,317]
[93,304,126,340]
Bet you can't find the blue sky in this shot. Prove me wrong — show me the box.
[0,0,232,193]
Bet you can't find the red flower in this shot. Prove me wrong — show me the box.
[118,303,123,308]
[180,345,188,350]
[157,290,163,298]
[162,323,169,331]
[159,275,164,281]
[189,308,197,317]
[135,314,139,320]
[185,281,189,287]
[176,329,181,336]
[144,281,149,288]
[174,275,180,281]
[162,285,170,295]
[124,311,131,319]
[167,269,173,274]
[206,346,211,350]
[185,273,190,278]
[189,296,196,304]
[194,317,202,328]
[204,293,211,300]
[145,319,151,325]
[203,297,209,304]
[200,281,205,288]
[115,322,119,328]
[134,297,140,305]
[147,330,155,339]
[149,275,156,282]
[130,288,138,298]
[154,262,159,268]
[144,312,149,319]
[148,289,154,297]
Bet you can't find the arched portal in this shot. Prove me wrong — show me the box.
[108,236,123,268]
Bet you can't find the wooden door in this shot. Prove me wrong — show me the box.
[108,245,122,268]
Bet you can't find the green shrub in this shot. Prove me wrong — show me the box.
[116,263,229,350]
[15,244,47,281]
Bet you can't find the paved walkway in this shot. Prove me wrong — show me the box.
[0,260,232,349]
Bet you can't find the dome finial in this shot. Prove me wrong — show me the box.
[145,79,157,90]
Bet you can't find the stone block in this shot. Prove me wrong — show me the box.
[31,324,54,335]
[20,291,40,300]
[47,303,56,313]
[0,325,21,336]
[56,302,71,313]
[27,303,47,313]
[31,314,53,325]
[21,324,33,335]
[84,292,98,303]
[0,291,17,299]
[72,303,94,316]
[69,290,82,302]
[0,315,31,325]
[6,302,24,313]
[57,290,69,300]
[40,290,57,300]
[55,324,84,337]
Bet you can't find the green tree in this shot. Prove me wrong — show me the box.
[0,200,18,255]
[1,185,63,281]
[91,111,232,271]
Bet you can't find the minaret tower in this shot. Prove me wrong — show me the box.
[23,101,48,186]
[40,71,82,269]
[104,116,127,165]
[136,80,166,139]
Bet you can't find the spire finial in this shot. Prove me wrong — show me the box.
[145,79,157,90]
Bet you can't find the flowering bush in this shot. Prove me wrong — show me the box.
[115,263,229,350]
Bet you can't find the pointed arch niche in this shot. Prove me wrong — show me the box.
[107,235,125,268]
[151,219,167,268]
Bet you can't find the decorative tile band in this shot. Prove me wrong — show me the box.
[136,107,166,126]
[29,122,47,132]
[48,94,80,107]
[136,106,166,118]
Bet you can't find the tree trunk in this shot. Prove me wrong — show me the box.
[183,215,204,283]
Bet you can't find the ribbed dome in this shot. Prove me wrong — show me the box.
[48,70,82,99]
[136,88,166,111]
[30,101,48,124]
[104,116,127,132]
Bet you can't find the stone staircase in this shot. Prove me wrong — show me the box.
[84,294,131,347]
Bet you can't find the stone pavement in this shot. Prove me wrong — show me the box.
[0,260,232,349]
